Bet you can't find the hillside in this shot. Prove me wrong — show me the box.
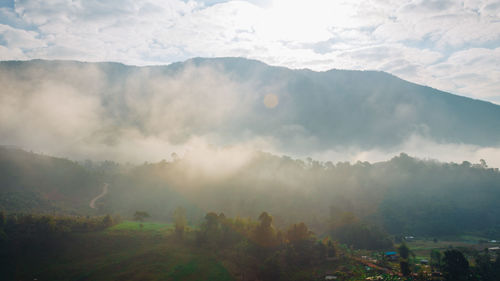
[0,146,101,213]
[1,58,500,163]
[1,147,500,239]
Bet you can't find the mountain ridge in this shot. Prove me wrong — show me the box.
[1,57,500,160]
[2,57,495,103]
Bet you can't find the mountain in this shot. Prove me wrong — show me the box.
[0,146,101,213]
[2,146,500,238]
[182,57,500,148]
[1,58,499,162]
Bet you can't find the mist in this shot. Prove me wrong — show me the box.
[1,58,500,168]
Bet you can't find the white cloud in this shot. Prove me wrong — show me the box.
[0,23,45,48]
[427,47,500,100]
[311,134,500,169]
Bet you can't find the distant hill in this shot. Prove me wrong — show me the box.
[0,146,101,213]
[1,58,500,160]
[181,57,500,148]
[2,147,500,238]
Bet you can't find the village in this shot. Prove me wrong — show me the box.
[322,236,500,281]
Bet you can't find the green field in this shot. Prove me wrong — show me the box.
[6,225,234,281]
[404,238,497,259]
[107,221,175,233]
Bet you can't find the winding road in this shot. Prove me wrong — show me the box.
[90,183,109,209]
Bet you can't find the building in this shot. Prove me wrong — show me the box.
[385,251,399,261]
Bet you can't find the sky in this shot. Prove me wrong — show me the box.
[0,0,499,103]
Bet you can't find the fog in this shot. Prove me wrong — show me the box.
[1,58,500,168]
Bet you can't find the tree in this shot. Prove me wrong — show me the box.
[398,242,410,260]
[0,211,5,228]
[473,249,494,281]
[326,239,336,259]
[285,222,316,267]
[442,249,470,281]
[398,243,411,276]
[254,212,276,248]
[286,222,312,242]
[204,212,219,232]
[493,252,500,281]
[258,254,283,281]
[102,214,113,227]
[133,211,150,222]
[196,212,220,248]
[332,215,392,250]
[430,249,442,271]
[173,207,187,238]
[400,261,411,277]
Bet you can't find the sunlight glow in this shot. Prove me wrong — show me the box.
[263,93,279,108]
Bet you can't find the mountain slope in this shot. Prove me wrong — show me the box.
[0,146,101,213]
[185,57,500,148]
[1,58,499,161]
[2,146,500,238]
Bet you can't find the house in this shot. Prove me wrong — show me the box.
[385,251,399,261]
[404,236,415,241]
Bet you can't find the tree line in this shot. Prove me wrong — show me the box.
[172,208,339,281]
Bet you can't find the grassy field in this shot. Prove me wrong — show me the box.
[7,224,234,281]
[399,238,498,262]
[107,220,175,233]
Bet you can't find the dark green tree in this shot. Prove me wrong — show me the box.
[254,212,276,248]
[400,261,411,276]
[285,222,316,267]
[494,253,500,281]
[472,249,494,281]
[398,243,411,276]
[258,254,283,281]
[196,212,220,248]
[398,242,410,259]
[0,211,5,228]
[430,249,442,271]
[442,249,470,281]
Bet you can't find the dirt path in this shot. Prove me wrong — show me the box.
[354,257,402,277]
[90,183,109,209]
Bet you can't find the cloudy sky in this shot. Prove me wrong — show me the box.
[0,0,499,104]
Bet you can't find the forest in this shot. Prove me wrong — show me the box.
[1,1,500,280]
[1,145,500,280]
[2,145,500,239]
[1,210,499,281]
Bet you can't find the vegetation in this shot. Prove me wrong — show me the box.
[2,207,500,280]
[133,211,151,222]
[2,146,500,241]
[2,147,500,280]
[0,211,333,281]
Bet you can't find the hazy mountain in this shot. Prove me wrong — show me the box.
[1,58,500,163]
[1,146,500,238]
[2,58,500,236]
[0,146,101,213]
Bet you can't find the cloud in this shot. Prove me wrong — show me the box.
[0,24,44,49]
[426,47,500,100]
[0,60,274,163]
[310,134,500,169]
[0,1,499,100]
